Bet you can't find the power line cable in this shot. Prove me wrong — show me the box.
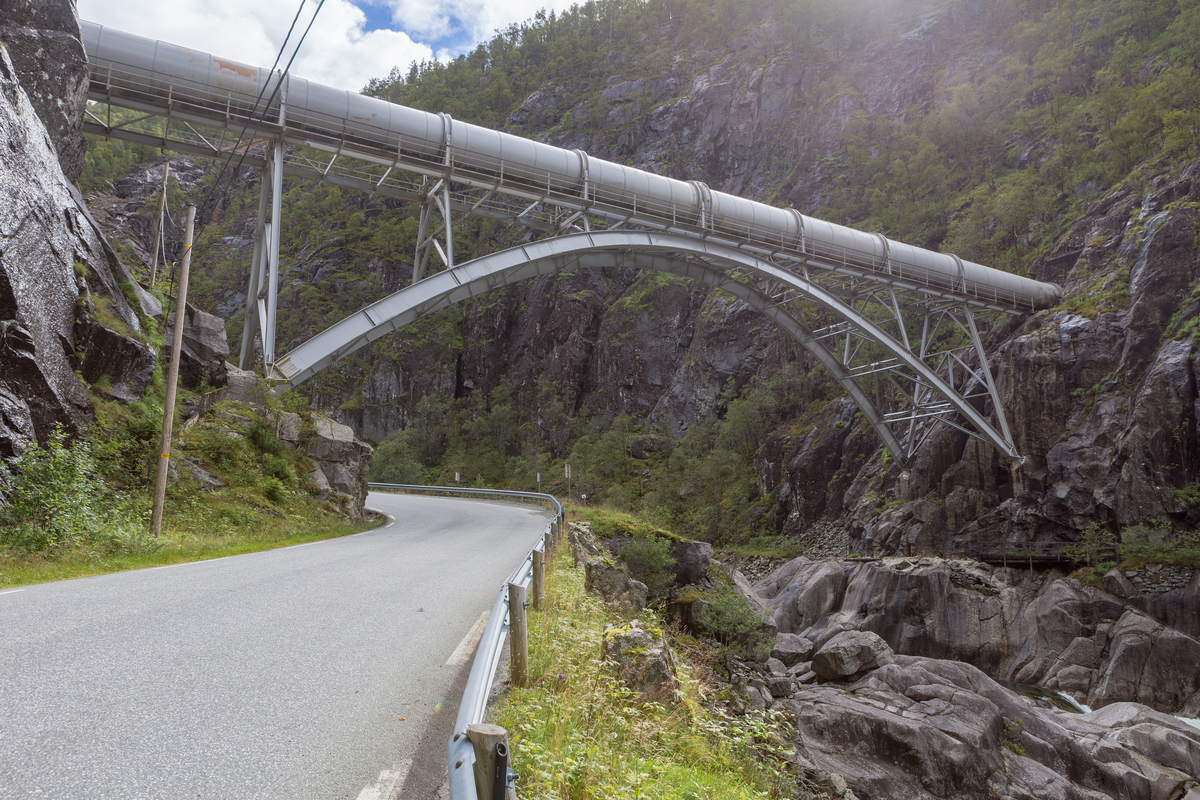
[222,0,327,189]
[199,0,312,211]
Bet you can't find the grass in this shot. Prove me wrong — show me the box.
[717,536,805,561]
[492,558,801,800]
[0,495,378,589]
[569,505,687,543]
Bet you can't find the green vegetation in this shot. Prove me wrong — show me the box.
[0,339,374,588]
[81,0,1200,564]
[492,560,801,799]
[1002,719,1026,758]
[618,535,677,599]
[1063,521,1118,567]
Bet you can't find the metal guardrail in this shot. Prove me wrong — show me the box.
[366,483,564,799]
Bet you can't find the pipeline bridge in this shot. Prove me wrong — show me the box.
[79,21,1062,468]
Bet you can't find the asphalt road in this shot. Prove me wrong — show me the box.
[0,492,551,799]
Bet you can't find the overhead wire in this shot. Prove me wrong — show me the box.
[166,0,325,357]
[199,0,314,212]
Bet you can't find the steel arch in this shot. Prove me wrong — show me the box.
[271,231,1021,466]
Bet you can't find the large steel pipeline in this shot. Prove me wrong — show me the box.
[80,21,1061,313]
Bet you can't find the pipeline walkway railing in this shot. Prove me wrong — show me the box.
[366,483,565,799]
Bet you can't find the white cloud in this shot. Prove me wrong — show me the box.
[78,0,434,91]
[387,0,581,49]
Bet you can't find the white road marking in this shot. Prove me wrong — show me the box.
[0,589,26,596]
[356,759,409,800]
[446,611,490,666]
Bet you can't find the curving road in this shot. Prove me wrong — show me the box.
[0,492,551,800]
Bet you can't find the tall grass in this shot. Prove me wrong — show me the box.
[492,561,800,799]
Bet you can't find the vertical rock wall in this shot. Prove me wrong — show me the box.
[0,4,151,458]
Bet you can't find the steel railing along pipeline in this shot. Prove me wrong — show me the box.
[79,21,1061,316]
[367,483,564,799]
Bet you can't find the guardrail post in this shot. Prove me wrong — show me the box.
[466,723,514,800]
[532,548,544,610]
[508,582,528,688]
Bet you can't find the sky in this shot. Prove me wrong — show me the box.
[78,0,579,92]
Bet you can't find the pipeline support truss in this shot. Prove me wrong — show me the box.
[78,20,1060,466]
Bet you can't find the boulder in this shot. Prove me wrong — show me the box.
[1104,568,1136,598]
[181,458,223,491]
[584,557,648,613]
[165,306,230,389]
[304,414,373,517]
[669,539,712,585]
[811,630,894,681]
[1089,609,1200,712]
[600,619,677,700]
[74,319,155,403]
[627,434,666,459]
[274,411,301,444]
[771,632,815,667]
[223,363,259,404]
[568,522,603,565]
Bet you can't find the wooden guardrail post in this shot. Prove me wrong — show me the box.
[532,548,545,610]
[508,582,528,688]
[465,723,515,800]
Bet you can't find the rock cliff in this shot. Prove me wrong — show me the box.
[0,9,152,459]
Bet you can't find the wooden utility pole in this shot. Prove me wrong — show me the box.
[149,203,196,537]
[148,162,170,287]
[508,582,528,688]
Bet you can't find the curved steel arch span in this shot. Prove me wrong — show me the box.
[272,232,1019,466]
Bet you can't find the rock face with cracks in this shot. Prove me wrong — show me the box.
[755,555,1200,714]
[786,655,1200,800]
[0,41,151,459]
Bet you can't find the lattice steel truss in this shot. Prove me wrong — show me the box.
[81,32,1047,468]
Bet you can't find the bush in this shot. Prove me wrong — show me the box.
[262,477,288,503]
[698,585,772,663]
[0,426,103,552]
[618,535,677,599]
[262,453,297,486]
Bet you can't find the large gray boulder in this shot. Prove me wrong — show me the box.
[569,522,603,565]
[771,632,814,667]
[600,619,677,701]
[305,416,372,517]
[811,630,894,681]
[584,557,648,613]
[1089,610,1200,713]
[164,305,230,389]
[669,539,712,585]
[75,319,155,403]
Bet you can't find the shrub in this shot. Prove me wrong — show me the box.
[262,477,288,503]
[618,535,677,599]
[698,585,772,663]
[262,453,297,487]
[0,426,103,552]
[247,422,280,455]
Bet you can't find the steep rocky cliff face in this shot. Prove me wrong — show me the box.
[0,9,153,459]
[0,0,88,181]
